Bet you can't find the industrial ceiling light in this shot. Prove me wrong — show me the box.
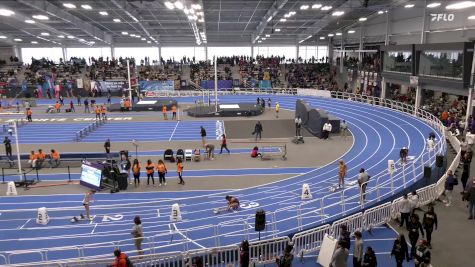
[377,10,384,14]
[32,15,49,20]
[275,28,281,32]
[14,38,22,41]
[58,35,65,38]
[191,4,202,10]
[25,19,35,24]
[81,5,92,10]
[280,18,287,22]
[265,34,270,37]
[319,36,325,40]
[130,34,136,37]
[284,13,291,18]
[165,1,174,9]
[0,9,14,16]
[99,11,108,16]
[40,32,50,36]
[63,3,76,9]
[332,11,344,16]
[79,38,85,42]
[122,31,128,35]
[469,15,475,19]
[67,35,74,39]
[335,32,342,36]
[0,35,6,39]
[31,41,38,44]
[262,37,267,40]
[289,11,296,15]
[300,5,309,10]
[174,1,184,9]
[446,1,475,9]
[113,18,121,22]
[89,41,95,44]
[321,6,332,11]
[404,4,415,8]
[427,2,441,8]
[312,4,322,9]
[348,30,356,33]
[141,38,146,40]
[359,17,367,21]
[136,35,141,38]
[258,40,262,43]
[328,33,334,36]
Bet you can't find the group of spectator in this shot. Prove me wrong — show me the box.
[27,148,60,168]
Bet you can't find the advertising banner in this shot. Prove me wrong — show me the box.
[98,80,127,92]
[139,80,175,91]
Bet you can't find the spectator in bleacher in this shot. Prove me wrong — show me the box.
[407,214,424,260]
[422,206,438,248]
[3,136,12,159]
[414,240,431,267]
[34,149,46,169]
[399,194,411,228]
[352,231,363,267]
[48,149,60,168]
[362,246,377,267]
[391,234,409,267]
[329,240,349,267]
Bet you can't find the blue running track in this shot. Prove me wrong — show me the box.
[0,95,443,265]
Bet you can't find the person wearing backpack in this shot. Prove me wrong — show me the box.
[422,206,438,248]
[443,170,458,206]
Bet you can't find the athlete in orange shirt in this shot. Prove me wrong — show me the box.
[156,159,167,186]
[177,158,184,185]
[171,105,177,120]
[26,108,33,122]
[132,159,141,186]
[95,106,101,120]
[162,105,168,120]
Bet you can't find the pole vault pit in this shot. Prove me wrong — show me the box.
[186,103,264,117]
[109,98,178,112]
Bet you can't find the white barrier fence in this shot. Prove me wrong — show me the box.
[2,90,458,266]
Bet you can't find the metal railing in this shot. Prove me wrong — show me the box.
[1,90,456,266]
[74,119,106,141]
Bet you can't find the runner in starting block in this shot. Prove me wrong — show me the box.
[213,195,240,214]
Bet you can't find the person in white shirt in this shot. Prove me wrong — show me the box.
[357,168,370,202]
[399,194,411,228]
[295,116,302,137]
[323,122,332,139]
[409,191,420,214]
[353,231,363,267]
[131,216,144,255]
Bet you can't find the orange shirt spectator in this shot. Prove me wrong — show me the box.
[156,162,167,174]
[162,106,167,113]
[172,105,177,113]
[177,162,183,173]
[133,163,141,175]
[441,111,449,121]
[51,150,60,160]
[26,109,32,116]
[55,102,61,110]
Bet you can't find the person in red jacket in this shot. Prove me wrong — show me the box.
[109,249,128,267]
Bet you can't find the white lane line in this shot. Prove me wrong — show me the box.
[91,223,98,234]
[19,219,31,229]
[169,121,180,141]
